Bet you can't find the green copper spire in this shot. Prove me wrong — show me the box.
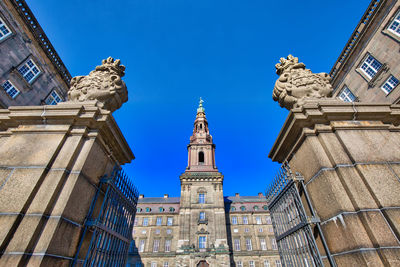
[197,97,205,113]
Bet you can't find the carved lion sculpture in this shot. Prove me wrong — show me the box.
[272,55,333,110]
[67,57,128,112]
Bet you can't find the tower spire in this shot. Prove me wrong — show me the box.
[185,98,218,172]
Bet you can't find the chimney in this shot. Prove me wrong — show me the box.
[164,194,169,198]
[235,193,240,198]
[258,192,263,198]
[139,194,144,199]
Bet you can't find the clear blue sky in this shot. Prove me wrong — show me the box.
[27,0,370,197]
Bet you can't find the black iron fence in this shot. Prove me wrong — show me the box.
[72,166,139,267]
[266,163,335,267]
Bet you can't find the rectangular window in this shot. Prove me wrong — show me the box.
[234,239,241,251]
[198,193,205,204]
[166,229,172,235]
[18,59,41,83]
[143,218,149,226]
[199,236,206,249]
[249,261,255,267]
[0,18,12,40]
[45,90,62,105]
[165,239,171,252]
[134,218,138,226]
[167,217,173,226]
[151,262,157,267]
[242,216,248,224]
[246,238,252,251]
[199,211,205,220]
[2,80,20,99]
[256,216,262,224]
[155,229,160,234]
[388,10,400,37]
[338,87,356,102]
[244,228,249,233]
[360,54,382,79]
[163,262,169,267]
[264,260,270,267]
[156,217,162,226]
[271,238,278,250]
[381,75,399,95]
[138,239,145,252]
[275,260,281,267]
[258,228,263,233]
[265,216,272,224]
[260,238,267,250]
[237,261,243,267]
[153,239,160,252]
[232,216,238,225]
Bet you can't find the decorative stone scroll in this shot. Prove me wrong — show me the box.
[272,55,333,110]
[67,57,128,112]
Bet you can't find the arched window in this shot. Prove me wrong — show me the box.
[199,151,204,164]
[240,206,246,211]
[169,207,175,212]
[200,124,203,129]
[231,206,236,211]
[253,206,259,211]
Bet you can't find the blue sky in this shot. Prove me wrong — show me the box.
[27,0,370,197]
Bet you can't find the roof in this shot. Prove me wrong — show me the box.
[224,196,267,203]
[138,197,180,204]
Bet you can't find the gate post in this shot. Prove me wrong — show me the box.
[269,100,400,266]
[0,57,135,266]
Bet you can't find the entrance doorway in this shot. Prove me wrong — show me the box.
[197,260,209,267]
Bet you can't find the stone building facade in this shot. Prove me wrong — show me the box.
[331,0,400,103]
[128,101,280,267]
[0,0,71,108]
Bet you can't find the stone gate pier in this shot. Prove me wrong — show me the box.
[269,55,400,266]
[0,57,135,266]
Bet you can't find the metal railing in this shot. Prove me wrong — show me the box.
[72,166,139,267]
[266,163,335,267]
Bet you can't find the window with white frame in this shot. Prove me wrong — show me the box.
[338,87,356,102]
[264,260,270,267]
[198,236,206,249]
[156,217,162,226]
[2,80,20,99]
[233,228,238,233]
[199,211,205,220]
[242,216,248,224]
[275,260,282,267]
[138,239,145,252]
[165,239,171,252]
[163,262,169,267]
[234,239,240,251]
[249,261,255,267]
[381,75,399,95]
[258,228,263,233]
[151,262,157,267]
[260,238,267,250]
[141,230,146,234]
[359,54,382,79]
[256,216,262,224]
[18,59,41,83]
[265,216,272,224]
[167,217,173,226]
[244,228,249,233]
[143,218,149,226]
[245,238,252,251]
[134,218,138,226]
[237,261,243,267]
[153,239,160,252]
[45,90,62,105]
[232,216,238,225]
[166,229,172,235]
[198,193,205,204]
[271,238,278,250]
[388,10,400,37]
[0,17,12,40]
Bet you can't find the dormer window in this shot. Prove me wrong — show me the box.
[198,151,204,164]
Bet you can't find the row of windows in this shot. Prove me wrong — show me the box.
[236,260,281,267]
[232,226,274,234]
[136,238,172,253]
[133,228,173,235]
[137,207,175,213]
[135,217,174,226]
[233,237,277,251]
[231,205,268,212]
[338,54,400,101]
[231,215,272,225]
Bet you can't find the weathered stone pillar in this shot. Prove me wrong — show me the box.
[269,100,400,266]
[0,57,134,266]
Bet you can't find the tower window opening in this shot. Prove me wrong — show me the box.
[199,151,204,164]
[200,124,203,129]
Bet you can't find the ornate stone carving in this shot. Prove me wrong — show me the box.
[67,57,128,112]
[272,55,333,110]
